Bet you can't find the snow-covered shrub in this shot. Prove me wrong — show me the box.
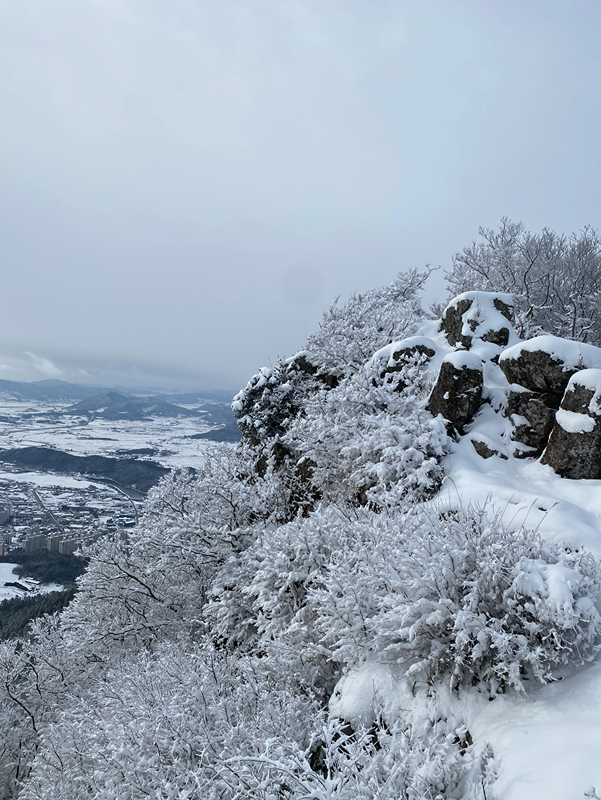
[314,507,601,692]
[285,350,448,508]
[18,635,497,800]
[206,509,354,694]
[144,442,293,536]
[0,613,85,798]
[306,267,431,378]
[222,715,497,800]
[18,642,322,800]
[0,637,49,797]
[231,354,320,449]
[52,444,296,661]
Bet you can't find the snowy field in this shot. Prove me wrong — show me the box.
[0,563,63,601]
[0,398,230,548]
[0,471,98,489]
[0,399,221,471]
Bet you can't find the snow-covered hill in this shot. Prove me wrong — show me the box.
[2,273,601,799]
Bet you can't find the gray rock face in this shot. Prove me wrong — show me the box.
[427,352,483,433]
[499,336,601,396]
[541,370,601,479]
[507,388,558,458]
[290,352,340,389]
[500,349,576,397]
[470,438,508,460]
[441,297,473,348]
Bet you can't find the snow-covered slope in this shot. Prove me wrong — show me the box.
[332,292,601,799]
[4,283,601,800]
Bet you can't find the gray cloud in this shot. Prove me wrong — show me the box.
[1,0,600,390]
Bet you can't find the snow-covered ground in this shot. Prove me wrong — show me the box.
[438,414,601,559]
[0,563,63,601]
[434,424,601,797]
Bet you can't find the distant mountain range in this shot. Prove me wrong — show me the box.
[0,379,102,402]
[0,379,235,405]
[65,391,200,421]
[0,379,241,440]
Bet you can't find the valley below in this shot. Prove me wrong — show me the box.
[0,385,238,564]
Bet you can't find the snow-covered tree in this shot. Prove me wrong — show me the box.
[447,218,601,343]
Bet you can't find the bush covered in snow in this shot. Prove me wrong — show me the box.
[314,507,601,692]
[206,504,601,702]
[306,267,431,378]
[284,350,448,508]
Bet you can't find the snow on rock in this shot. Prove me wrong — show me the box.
[541,369,601,479]
[555,408,596,434]
[231,367,277,413]
[443,350,483,370]
[370,336,437,369]
[571,368,601,409]
[434,381,601,556]
[504,336,601,371]
[440,291,518,350]
[499,335,601,395]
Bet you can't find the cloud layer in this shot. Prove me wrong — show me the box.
[2,1,601,389]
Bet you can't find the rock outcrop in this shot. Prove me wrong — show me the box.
[427,351,483,433]
[506,387,558,458]
[440,291,515,350]
[371,336,436,389]
[540,370,601,479]
[235,290,601,481]
[426,294,601,476]
[500,337,601,461]
[499,336,601,396]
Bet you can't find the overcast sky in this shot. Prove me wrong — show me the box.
[2,0,601,391]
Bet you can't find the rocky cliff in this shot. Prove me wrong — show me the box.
[423,291,601,479]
